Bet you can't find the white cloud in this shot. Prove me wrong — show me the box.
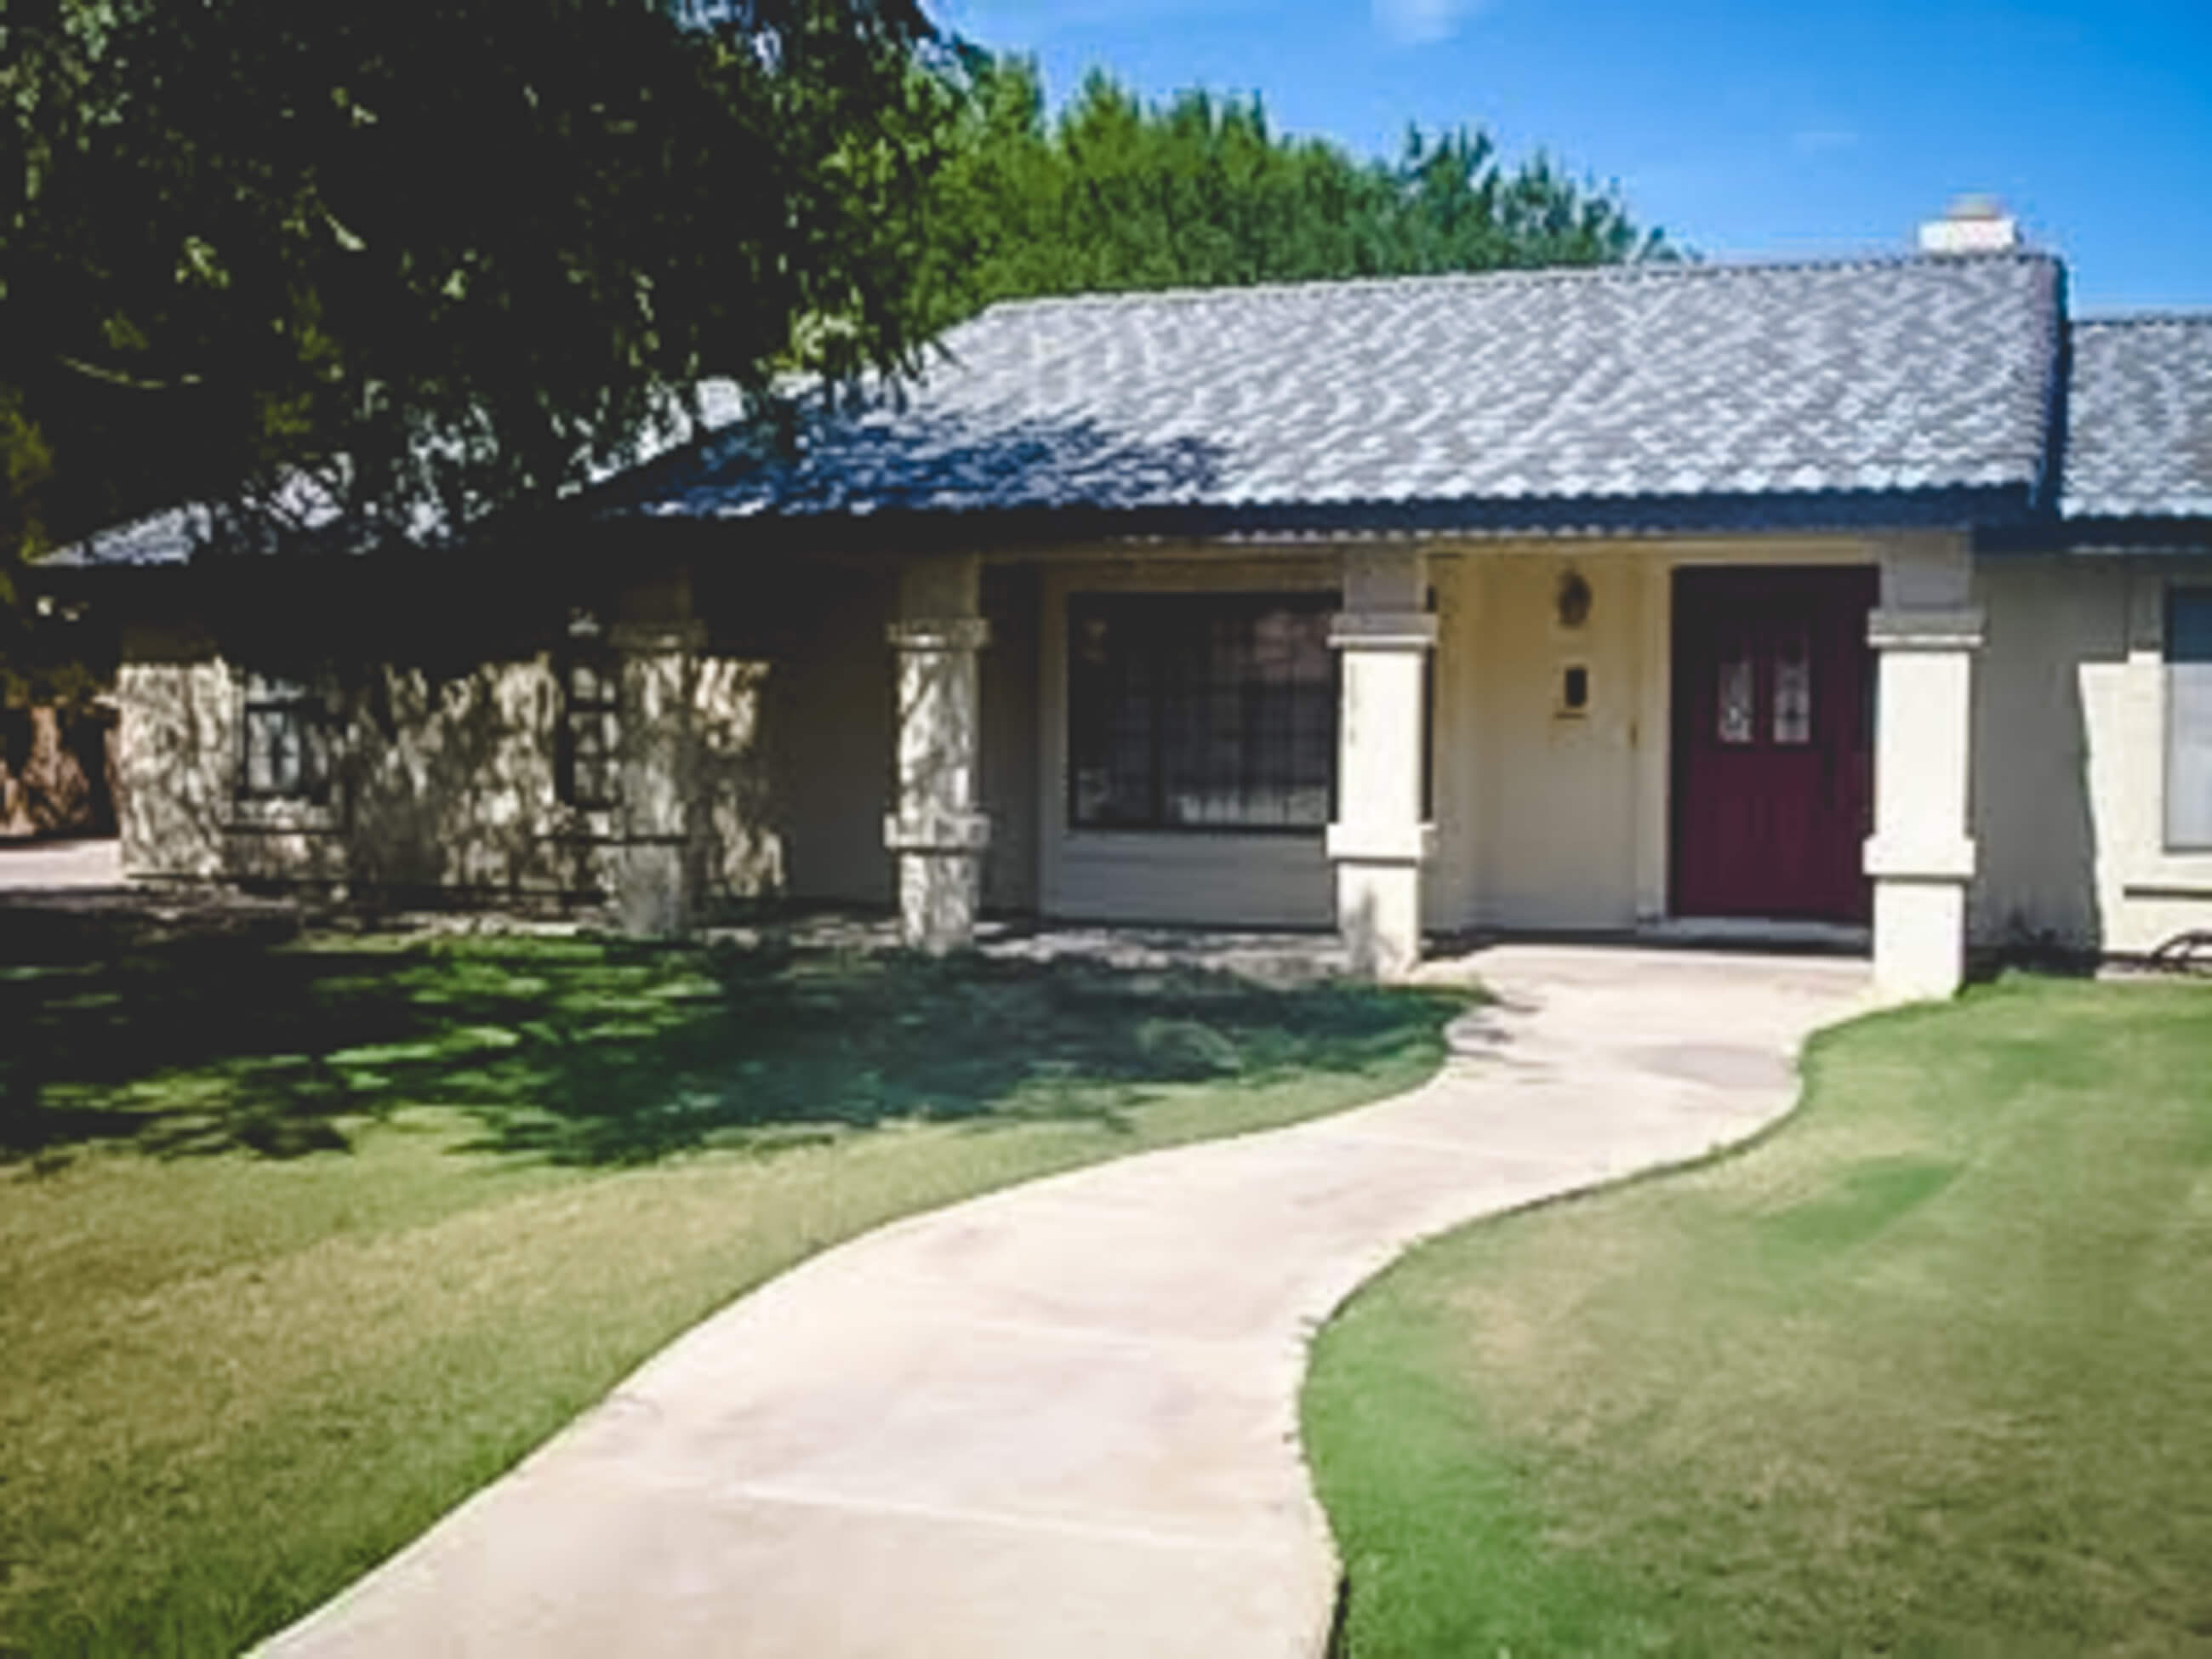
[1372,0,1484,45]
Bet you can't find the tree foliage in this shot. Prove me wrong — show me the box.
[916,60,1674,328]
[1,0,961,557]
[1,19,1673,601]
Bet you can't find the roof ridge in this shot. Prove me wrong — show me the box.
[967,248,2062,319]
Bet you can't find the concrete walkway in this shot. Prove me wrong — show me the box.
[261,944,1870,1659]
[0,836,123,890]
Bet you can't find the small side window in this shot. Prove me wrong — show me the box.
[558,623,621,811]
[2167,588,2212,850]
[238,670,334,805]
[1771,625,1813,746]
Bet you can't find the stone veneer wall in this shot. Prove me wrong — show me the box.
[112,564,792,918]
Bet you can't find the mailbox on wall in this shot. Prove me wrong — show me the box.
[1557,661,1591,718]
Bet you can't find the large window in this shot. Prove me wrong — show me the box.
[1068,592,1337,831]
[2169,587,2212,850]
[237,670,334,805]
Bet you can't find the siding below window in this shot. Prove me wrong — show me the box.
[1048,831,1333,928]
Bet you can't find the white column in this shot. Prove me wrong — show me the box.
[1866,535,1983,1001]
[885,554,991,953]
[1327,548,1437,979]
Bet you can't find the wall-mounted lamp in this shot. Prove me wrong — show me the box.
[1555,569,1593,630]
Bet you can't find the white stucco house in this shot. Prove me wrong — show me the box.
[51,211,2212,1001]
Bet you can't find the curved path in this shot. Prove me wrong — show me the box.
[263,944,1868,1659]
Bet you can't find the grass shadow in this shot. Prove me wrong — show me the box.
[1,906,1462,1168]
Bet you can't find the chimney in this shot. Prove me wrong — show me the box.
[1919,195,2020,254]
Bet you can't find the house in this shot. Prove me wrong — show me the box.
[48,208,2212,1000]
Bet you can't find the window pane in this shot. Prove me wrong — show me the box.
[560,653,622,807]
[1069,607,1156,825]
[245,714,278,795]
[1772,627,1812,745]
[1717,644,1754,745]
[564,720,619,807]
[2169,590,2212,848]
[276,718,303,794]
[1069,594,1334,830]
[241,688,327,803]
[570,658,620,707]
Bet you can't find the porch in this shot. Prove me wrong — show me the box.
[869,534,1981,1001]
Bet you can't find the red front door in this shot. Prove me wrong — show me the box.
[1671,566,1876,924]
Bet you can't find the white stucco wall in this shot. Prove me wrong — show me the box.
[117,539,2212,959]
[775,566,896,908]
[1454,550,1646,932]
[979,566,1041,915]
[1972,552,2212,955]
[1023,536,1879,936]
[1445,536,1880,935]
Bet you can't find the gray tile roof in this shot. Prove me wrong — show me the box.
[83,248,2212,569]
[2061,316,2212,519]
[612,252,2065,527]
[56,504,214,567]
[44,388,751,568]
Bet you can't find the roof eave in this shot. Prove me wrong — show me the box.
[603,483,2044,554]
[1981,514,2212,557]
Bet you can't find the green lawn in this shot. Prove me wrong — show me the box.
[1304,975,2212,1657]
[0,909,1462,1658]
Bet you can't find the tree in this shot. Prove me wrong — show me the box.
[916,60,1674,330]
[1,0,965,555]
[3,26,1673,577]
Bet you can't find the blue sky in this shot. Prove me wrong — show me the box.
[929,0,2211,312]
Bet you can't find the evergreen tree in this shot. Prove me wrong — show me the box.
[919,59,1673,329]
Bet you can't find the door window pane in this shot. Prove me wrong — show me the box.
[2169,589,2212,849]
[1717,643,1754,745]
[1772,627,1813,745]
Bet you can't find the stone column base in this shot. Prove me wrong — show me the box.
[886,811,991,955]
[1327,823,1434,981]
[1872,879,1968,1002]
[609,841,694,939]
[1334,862,1421,980]
[895,854,983,955]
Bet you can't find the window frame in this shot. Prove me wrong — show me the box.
[234,667,336,810]
[2164,582,2212,852]
[1064,590,1341,836]
[556,637,624,813]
